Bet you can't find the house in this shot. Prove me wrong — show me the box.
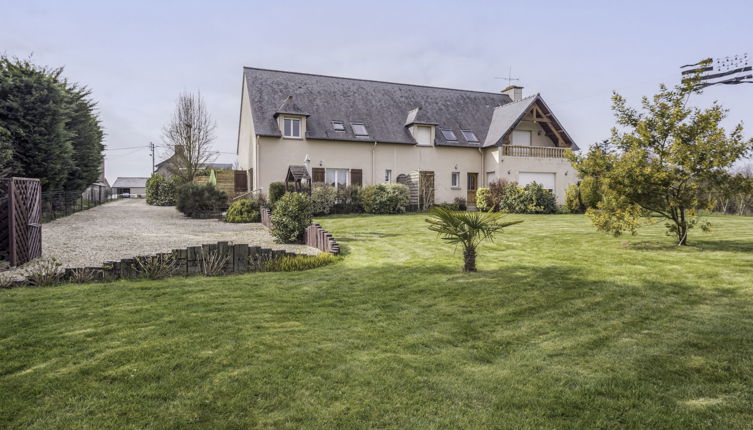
[236,67,579,205]
[82,160,111,203]
[111,177,148,197]
[154,148,233,178]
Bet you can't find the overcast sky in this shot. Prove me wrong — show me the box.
[3,0,752,184]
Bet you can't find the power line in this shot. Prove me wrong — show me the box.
[104,145,149,152]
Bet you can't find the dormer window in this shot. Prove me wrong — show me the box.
[283,117,301,138]
[440,129,457,141]
[461,130,479,143]
[351,123,369,136]
[332,121,345,131]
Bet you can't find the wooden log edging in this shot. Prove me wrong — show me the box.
[58,241,300,283]
[260,207,340,255]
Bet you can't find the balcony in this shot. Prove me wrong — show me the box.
[501,145,567,158]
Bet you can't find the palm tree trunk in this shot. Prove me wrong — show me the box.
[463,246,477,272]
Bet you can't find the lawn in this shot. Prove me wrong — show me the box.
[2,214,753,429]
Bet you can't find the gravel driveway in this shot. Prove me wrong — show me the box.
[32,199,317,269]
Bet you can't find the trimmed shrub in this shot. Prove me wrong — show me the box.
[360,183,410,214]
[565,183,583,213]
[268,182,286,207]
[476,188,492,211]
[311,184,337,215]
[145,174,178,206]
[501,182,557,214]
[271,192,313,243]
[434,197,468,211]
[176,183,227,218]
[334,185,363,213]
[262,253,337,272]
[225,199,261,223]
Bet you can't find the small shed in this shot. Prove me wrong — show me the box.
[285,165,311,194]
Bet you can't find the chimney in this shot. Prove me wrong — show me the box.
[502,85,523,102]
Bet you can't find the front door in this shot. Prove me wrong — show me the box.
[467,173,478,204]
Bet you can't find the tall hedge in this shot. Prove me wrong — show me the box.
[0,56,103,191]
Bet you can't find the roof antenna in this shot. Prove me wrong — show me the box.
[494,66,521,87]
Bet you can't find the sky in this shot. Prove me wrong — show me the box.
[2,0,752,185]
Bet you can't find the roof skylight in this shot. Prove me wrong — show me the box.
[461,130,479,142]
[332,121,345,131]
[352,123,369,136]
[440,129,457,141]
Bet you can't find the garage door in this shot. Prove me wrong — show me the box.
[518,172,555,191]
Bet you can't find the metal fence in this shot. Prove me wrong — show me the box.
[41,185,112,222]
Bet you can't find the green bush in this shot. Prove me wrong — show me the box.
[271,192,313,243]
[176,183,228,218]
[360,183,410,214]
[565,183,583,213]
[334,185,362,213]
[145,174,178,206]
[268,182,286,207]
[311,184,337,215]
[434,197,467,211]
[579,176,602,209]
[500,182,557,214]
[476,188,492,211]
[225,199,261,223]
[262,253,337,272]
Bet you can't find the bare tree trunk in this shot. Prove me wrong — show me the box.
[161,91,217,183]
[463,246,477,272]
[677,208,688,246]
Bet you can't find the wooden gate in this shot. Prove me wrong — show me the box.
[0,178,42,267]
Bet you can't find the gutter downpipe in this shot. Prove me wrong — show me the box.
[255,134,260,193]
[372,141,377,185]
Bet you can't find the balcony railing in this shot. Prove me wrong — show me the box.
[501,145,567,158]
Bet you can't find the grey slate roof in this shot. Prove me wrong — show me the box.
[484,95,539,147]
[112,177,148,188]
[243,67,577,149]
[286,165,311,181]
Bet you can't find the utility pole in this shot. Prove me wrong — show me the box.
[149,141,155,174]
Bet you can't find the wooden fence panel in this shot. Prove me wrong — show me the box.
[0,178,42,267]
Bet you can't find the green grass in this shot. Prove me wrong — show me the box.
[2,214,753,429]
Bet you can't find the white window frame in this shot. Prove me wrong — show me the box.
[451,172,460,189]
[414,125,433,146]
[325,168,349,190]
[385,169,392,183]
[283,117,301,139]
[512,130,532,146]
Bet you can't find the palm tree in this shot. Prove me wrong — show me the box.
[425,207,522,272]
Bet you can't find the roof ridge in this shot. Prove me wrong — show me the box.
[243,66,510,97]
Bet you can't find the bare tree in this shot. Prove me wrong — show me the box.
[161,91,217,183]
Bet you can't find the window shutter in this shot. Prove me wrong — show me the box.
[350,169,362,187]
[312,168,325,183]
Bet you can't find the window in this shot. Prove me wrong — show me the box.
[414,125,432,146]
[332,121,345,131]
[512,130,532,146]
[486,171,496,185]
[325,168,349,189]
[351,123,368,136]
[451,172,460,188]
[441,129,457,141]
[283,117,301,138]
[461,130,479,143]
[385,169,392,183]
